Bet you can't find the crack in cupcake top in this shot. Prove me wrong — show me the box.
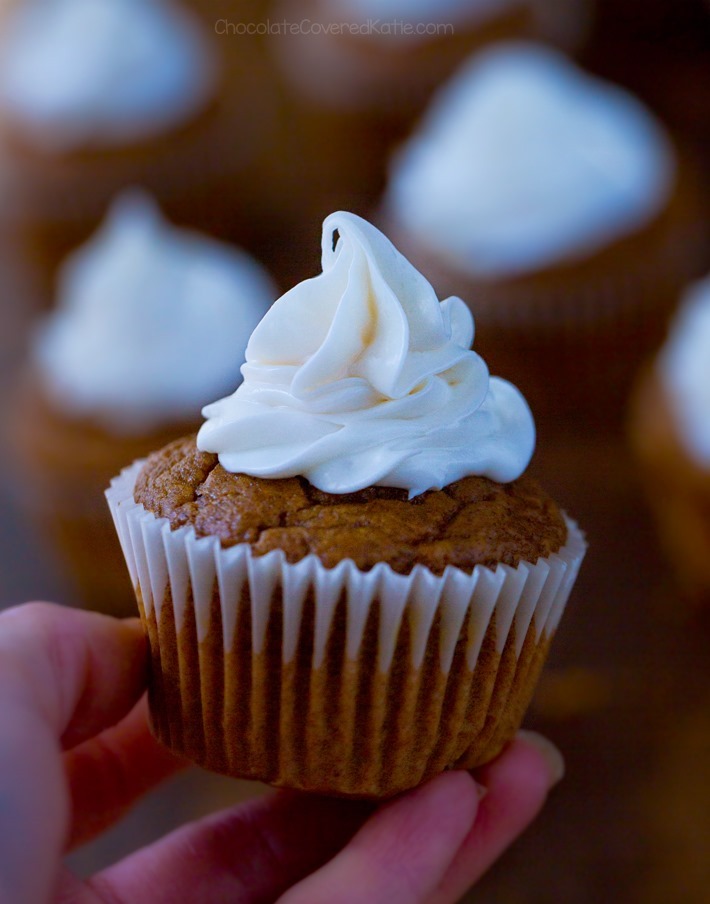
[135,435,567,575]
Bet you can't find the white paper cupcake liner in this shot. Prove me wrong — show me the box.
[107,460,586,797]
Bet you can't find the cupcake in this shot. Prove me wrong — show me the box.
[107,211,586,798]
[267,0,540,280]
[0,0,277,303]
[273,0,591,119]
[10,191,276,616]
[382,42,707,428]
[630,275,710,604]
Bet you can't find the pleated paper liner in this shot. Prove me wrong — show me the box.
[381,155,707,429]
[107,461,586,799]
[629,366,710,605]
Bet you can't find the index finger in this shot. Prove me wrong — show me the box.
[0,602,147,747]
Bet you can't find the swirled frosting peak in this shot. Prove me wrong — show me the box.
[0,0,217,153]
[197,212,535,496]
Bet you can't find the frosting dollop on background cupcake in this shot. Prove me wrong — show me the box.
[386,42,675,278]
[36,190,276,434]
[198,211,535,495]
[0,0,217,153]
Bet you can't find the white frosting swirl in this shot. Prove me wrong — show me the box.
[0,0,217,153]
[197,212,535,496]
[35,191,276,434]
[659,276,710,467]
[386,42,675,278]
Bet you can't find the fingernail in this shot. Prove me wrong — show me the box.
[517,730,565,787]
[474,781,488,800]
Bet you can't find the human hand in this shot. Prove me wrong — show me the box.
[0,602,564,904]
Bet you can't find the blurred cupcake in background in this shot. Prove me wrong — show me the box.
[382,42,706,430]
[273,0,534,121]
[8,191,277,616]
[0,0,277,307]
[630,276,710,605]
[267,0,590,282]
[273,0,591,120]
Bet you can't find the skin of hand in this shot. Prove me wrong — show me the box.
[0,602,564,904]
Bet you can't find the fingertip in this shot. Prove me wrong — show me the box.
[413,769,480,835]
[514,730,565,789]
[111,615,146,647]
[382,770,480,863]
[471,732,562,841]
[428,734,563,902]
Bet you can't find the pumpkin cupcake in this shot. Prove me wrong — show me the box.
[382,42,707,429]
[10,191,276,616]
[107,211,586,798]
[0,0,277,303]
[630,275,710,604]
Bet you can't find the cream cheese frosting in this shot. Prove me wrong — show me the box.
[35,191,276,434]
[386,42,675,278]
[0,0,217,153]
[659,276,710,467]
[197,211,535,496]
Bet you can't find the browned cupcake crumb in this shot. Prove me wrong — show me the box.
[134,435,567,574]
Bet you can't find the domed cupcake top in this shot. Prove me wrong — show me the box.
[34,191,276,433]
[659,276,710,466]
[386,42,675,278]
[197,211,535,496]
[0,0,217,153]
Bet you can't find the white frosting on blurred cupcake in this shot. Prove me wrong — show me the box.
[0,0,217,153]
[659,276,710,467]
[386,42,675,278]
[34,191,276,434]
